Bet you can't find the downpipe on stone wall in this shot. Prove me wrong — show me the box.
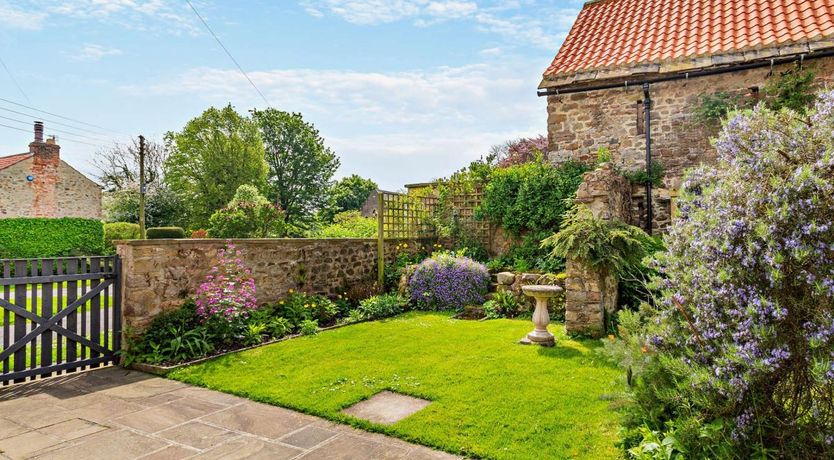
[643,83,653,235]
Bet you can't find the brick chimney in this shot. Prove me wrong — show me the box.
[29,121,60,165]
[28,121,60,217]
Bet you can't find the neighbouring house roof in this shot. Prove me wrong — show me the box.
[540,0,834,89]
[0,153,33,171]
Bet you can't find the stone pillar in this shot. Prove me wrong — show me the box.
[564,163,631,337]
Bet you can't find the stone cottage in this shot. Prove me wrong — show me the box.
[539,0,834,233]
[0,121,102,219]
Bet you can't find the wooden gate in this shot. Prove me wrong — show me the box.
[1,256,121,385]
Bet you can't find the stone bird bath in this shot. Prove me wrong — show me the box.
[519,284,562,347]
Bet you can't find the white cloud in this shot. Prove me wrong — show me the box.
[71,44,122,61]
[0,1,47,30]
[1,0,199,34]
[479,46,503,56]
[123,59,547,188]
[301,0,578,49]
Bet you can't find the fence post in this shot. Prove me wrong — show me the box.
[377,191,385,286]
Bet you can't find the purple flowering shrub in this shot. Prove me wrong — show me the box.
[616,91,834,457]
[408,254,490,311]
[195,242,258,322]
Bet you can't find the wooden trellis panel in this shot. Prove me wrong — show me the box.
[378,191,437,239]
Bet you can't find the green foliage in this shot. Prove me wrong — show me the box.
[299,319,318,335]
[477,158,588,237]
[620,161,665,187]
[0,218,104,258]
[146,227,186,239]
[343,279,383,306]
[542,205,651,276]
[358,293,406,320]
[103,187,187,228]
[347,308,364,323]
[483,289,521,319]
[252,108,340,231]
[313,211,376,238]
[764,62,817,114]
[595,146,612,164]
[618,236,665,310]
[104,222,140,251]
[208,184,285,238]
[321,174,377,222]
[276,291,339,327]
[242,322,268,347]
[164,104,268,228]
[693,92,745,128]
[266,317,292,338]
[383,244,432,292]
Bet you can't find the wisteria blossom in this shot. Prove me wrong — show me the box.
[195,242,259,321]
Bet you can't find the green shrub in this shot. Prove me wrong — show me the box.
[146,227,186,239]
[358,293,406,320]
[483,289,520,319]
[313,210,376,238]
[0,217,104,258]
[477,158,588,236]
[542,205,651,276]
[208,184,285,238]
[104,222,141,251]
[299,319,318,335]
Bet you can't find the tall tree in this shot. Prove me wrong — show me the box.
[164,105,268,228]
[92,138,167,193]
[320,174,377,222]
[252,108,340,231]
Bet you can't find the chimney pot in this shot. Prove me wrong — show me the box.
[34,121,44,143]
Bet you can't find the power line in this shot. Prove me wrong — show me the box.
[0,122,30,134]
[185,0,271,107]
[0,114,112,143]
[0,56,31,104]
[0,120,107,148]
[0,96,120,134]
[0,105,113,139]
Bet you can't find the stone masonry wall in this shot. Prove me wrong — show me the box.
[564,165,631,337]
[546,58,834,232]
[117,238,435,332]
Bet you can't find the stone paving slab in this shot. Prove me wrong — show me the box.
[0,367,460,460]
[341,391,432,425]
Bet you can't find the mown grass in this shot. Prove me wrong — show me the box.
[170,312,624,459]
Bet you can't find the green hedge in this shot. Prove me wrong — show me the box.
[104,222,141,251]
[146,227,185,239]
[0,218,105,258]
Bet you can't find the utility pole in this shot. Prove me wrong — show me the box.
[138,135,147,239]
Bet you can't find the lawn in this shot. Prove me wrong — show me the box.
[170,312,624,459]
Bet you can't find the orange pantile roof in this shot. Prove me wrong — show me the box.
[0,152,32,171]
[541,0,834,87]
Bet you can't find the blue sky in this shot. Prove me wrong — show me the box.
[0,0,581,190]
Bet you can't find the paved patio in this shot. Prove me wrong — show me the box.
[0,367,458,460]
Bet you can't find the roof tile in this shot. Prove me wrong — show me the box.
[0,153,32,171]
[542,0,834,81]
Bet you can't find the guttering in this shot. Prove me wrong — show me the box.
[536,48,834,97]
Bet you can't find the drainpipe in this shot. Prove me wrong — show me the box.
[642,82,653,235]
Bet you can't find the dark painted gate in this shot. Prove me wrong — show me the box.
[1,256,121,385]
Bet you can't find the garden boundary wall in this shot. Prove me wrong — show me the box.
[116,238,433,333]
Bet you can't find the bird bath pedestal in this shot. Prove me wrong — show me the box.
[519,284,562,347]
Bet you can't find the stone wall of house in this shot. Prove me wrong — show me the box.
[564,165,631,337]
[546,57,834,232]
[117,238,436,332]
[0,141,101,219]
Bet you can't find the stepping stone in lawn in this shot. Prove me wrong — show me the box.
[341,391,431,425]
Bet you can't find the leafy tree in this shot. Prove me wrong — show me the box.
[252,108,340,232]
[764,62,817,114]
[208,184,284,238]
[164,105,268,228]
[321,174,377,222]
[103,187,187,228]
